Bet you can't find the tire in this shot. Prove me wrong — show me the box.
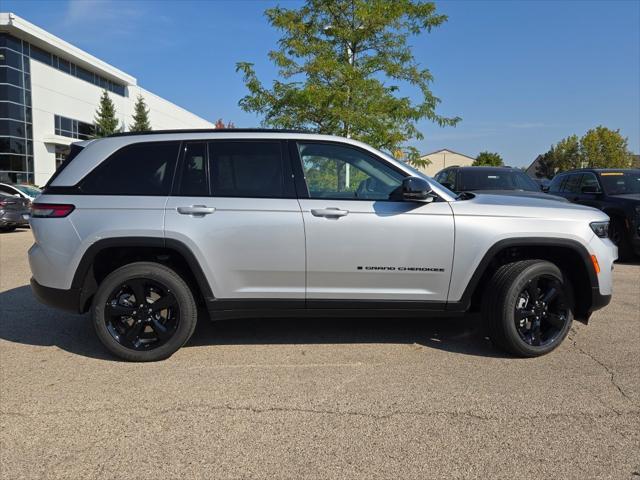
[91,262,198,362]
[0,226,16,233]
[482,259,573,357]
[609,217,633,261]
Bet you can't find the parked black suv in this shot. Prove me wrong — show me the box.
[546,169,640,259]
[433,166,567,202]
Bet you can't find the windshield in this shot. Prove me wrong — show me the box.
[459,169,539,192]
[598,171,640,195]
[14,184,42,197]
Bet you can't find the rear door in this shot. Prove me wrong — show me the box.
[164,139,305,305]
[294,141,454,306]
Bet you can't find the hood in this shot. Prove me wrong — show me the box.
[469,190,569,202]
[450,192,609,222]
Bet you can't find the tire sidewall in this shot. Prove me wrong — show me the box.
[92,262,197,362]
[501,262,573,357]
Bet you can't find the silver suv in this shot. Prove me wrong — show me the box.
[28,130,616,361]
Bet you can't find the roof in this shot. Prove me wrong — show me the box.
[0,12,136,85]
[448,166,515,171]
[420,148,475,161]
[556,168,640,174]
[107,128,310,138]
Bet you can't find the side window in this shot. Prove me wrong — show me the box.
[297,142,404,200]
[548,174,565,193]
[580,172,600,191]
[562,174,583,194]
[80,141,180,195]
[178,143,208,196]
[209,141,289,198]
[444,169,457,190]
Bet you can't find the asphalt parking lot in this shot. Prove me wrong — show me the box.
[1,228,639,479]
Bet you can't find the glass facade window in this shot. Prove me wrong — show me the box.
[55,145,69,170]
[0,33,33,184]
[54,115,95,140]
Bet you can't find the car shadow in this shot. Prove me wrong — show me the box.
[0,285,509,361]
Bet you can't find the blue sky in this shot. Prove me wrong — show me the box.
[4,0,639,166]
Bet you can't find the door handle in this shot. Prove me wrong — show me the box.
[311,207,349,218]
[177,205,216,216]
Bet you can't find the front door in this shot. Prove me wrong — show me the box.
[164,140,305,304]
[294,141,455,306]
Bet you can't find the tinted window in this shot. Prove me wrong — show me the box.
[0,48,23,69]
[0,66,23,87]
[0,84,24,104]
[599,171,640,195]
[562,174,582,194]
[548,175,565,193]
[209,141,287,198]
[179,143,208,196]
[458,169,538,191]
[297,142,404,200]
[580,172,601,191]
[80,142,179,195]
[0,102,25,121]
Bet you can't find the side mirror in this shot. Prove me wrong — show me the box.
[581,185,601,194]
[402,176,433,201]
[541,186,550,193]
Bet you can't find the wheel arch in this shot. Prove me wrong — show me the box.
[71,237,214,313]
[448,237,599,322]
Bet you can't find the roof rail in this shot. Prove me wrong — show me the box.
[107,128,311,138]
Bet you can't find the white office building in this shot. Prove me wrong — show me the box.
[0,12,214,186]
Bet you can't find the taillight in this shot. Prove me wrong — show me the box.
[31,203,75,218]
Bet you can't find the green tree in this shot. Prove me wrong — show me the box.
[580,126,633,168]
[472,151,504,166]
[236,0,460,166]
[129,94,151,132]
[548,134,581,172]
[94,90,120,137]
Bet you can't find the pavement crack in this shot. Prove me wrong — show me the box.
[568,329,635,406]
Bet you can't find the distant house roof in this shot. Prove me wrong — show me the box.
[420,148,475,161]
[525,155,544,177]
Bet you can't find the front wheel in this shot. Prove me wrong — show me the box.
[92,262,197,362]
[482,260,573,357]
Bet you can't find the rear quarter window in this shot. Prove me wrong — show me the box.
[80,141,180,195]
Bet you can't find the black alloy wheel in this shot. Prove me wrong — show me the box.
[514,274,569,347]
[104,278,180,351]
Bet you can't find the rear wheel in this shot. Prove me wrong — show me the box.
[482,260,573,357]
[92,262,197,361]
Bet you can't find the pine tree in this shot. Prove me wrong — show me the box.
[130,94,152,132]
[94,90,120,137]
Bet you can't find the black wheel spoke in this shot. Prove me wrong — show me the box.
[526,279,540,303]
[515,309,534,320]
[546,313,565,329]
[124,321,144,342]
[149,295,176,313]
[106,303,135,316]
[149,318,170,340]
[129,279,148,306]
[530,321,542,346]
[541,286,558,304]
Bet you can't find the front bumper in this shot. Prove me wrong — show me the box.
[30,278,83,314]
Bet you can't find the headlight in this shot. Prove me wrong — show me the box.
[590,221,609,238]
